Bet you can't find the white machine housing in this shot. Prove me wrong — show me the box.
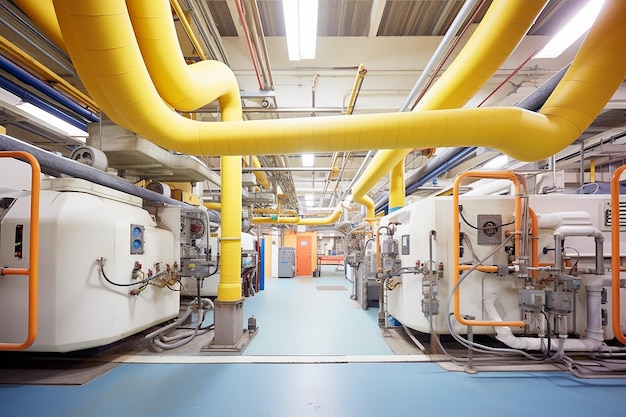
[0,160,180,352]
[382,193,625,340]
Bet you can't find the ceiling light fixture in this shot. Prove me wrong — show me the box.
[301,153,315,167]
[282,0,318,61]
[0,86,88,142]
[16,101,88,141]
[534,0,604,59]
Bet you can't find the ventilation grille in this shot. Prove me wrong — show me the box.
[604,201,626,228]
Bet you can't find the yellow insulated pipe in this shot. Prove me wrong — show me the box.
[388,156,406,212]
[219,155,243,302]
[125,0,244,302]
[50,0,626,169]
[250,155,270,190]
[298,207,343,226]
[13,0,66,52]
[204,202,221,210]
[127,0,238,114]
[351,0,548,219]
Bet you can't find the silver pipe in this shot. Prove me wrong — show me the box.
[0,3,77,76]
[580,140,586,188]
[595,236,604,275]
[339,150,375,203]
[399,0,481,112]
[554,235,563,273]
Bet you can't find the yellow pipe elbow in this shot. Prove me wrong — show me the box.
[127,0,240,114]
[351,0,548,211]
[299,207,343,226]
[388,157,406,211]
[251,156,270,190]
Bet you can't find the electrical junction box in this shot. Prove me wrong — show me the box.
[181,258,211,278]
[519,289,545,311]
[477,214,502,245]
[546,290,573,314]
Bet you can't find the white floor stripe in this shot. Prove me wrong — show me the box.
[100,354,439,365]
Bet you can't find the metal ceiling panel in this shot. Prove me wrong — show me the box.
[256,0,285,36]
[318,0,373,36]
[206,0,239,36]
[377,0,467,36]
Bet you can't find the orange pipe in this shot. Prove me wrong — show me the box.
[458,265,499,273]
[611,165,626,345]
[452,170,525,328]
[529,207,539,279]
[0,151,40,350]
[235,0,263,90]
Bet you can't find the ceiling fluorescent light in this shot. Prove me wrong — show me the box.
[301,153,315,167]
[534,0,604,59]
[282,0,318,61]
[16,101,88,141]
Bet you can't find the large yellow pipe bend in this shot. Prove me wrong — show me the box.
[126,0,240,116]
[352,0,548,218]
[13,0,66,53]
[52,0,626,161]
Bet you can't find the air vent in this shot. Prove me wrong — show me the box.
[604,201,626,228]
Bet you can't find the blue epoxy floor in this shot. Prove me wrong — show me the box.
[2,266,626,416]
[243,273,392,356]
[2,362,626,417]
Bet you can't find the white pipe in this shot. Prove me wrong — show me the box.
[483,287,604,352]
[554,225,604,239]
[536,212,595,229]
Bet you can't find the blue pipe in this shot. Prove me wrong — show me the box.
[0,54,99,123]
[259,238,265,291]
[405,147,477,195]
[0,75,87,131]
